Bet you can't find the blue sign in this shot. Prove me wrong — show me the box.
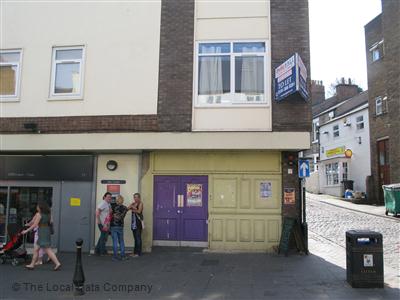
[275,53,309,101]
[298,159,310,178]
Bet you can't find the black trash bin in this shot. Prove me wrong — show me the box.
[342,180,354,191]
[346,230,384,288]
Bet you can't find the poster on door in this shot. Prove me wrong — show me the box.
[260,181,272,199]
[187,184,203,207]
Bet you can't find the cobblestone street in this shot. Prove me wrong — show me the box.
[307,193,400,274]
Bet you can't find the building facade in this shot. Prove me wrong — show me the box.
[0,0,311,252]
[318,97,370,197]
[364,0,400,205]
[305,80,370,197]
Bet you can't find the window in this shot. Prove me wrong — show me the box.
[0,50,22,99]
[333,124,339,137]
[197,41,267,105]
[356,115,364,130]
[375,96,387,115]
[342,162,348,181]
[312,120,319,142]
[370,40,384,62]
[325,162,339,185]
[50,46,85,98]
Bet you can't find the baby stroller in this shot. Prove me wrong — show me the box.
[0,223,30,266]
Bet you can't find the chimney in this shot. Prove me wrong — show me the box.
[311,80,325,105]
[335,78,359,101]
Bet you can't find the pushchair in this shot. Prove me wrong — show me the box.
[0,223,30,266]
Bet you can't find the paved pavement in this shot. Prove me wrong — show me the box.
[0,193,398,299]
[306,192,400,281]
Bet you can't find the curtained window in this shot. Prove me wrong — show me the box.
[197,41,267,105]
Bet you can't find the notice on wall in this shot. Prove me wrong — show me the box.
[187,184,203,207]
[70,197,81,207]
[283,188,295,205]
[260,181,272,199]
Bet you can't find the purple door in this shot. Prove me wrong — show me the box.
[154,175,208,242]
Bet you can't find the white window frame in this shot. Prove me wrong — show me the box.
[342,162,348,181]
[49,46,85,100]
[333,124,340,138]
[194,40,270,107]
[325,162,339,186]
[369,40,384,62]
[375,96,387,116]
[356,115,364,130]
[312,119,319,143]
[0,49,22,101]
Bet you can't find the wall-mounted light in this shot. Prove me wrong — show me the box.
[322,131,329,134]
[356,136,362,144]
[106,160,118,171]
[344,122,351,127]
[23,122,39,133]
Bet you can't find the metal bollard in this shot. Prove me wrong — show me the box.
[72,238,85,296]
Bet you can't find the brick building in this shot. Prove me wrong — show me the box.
[0,0,311,252]
[364,0,400,204]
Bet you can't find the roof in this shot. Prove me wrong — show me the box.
[312,94,344,116]
[313,91,369,119]
[320,103,368,128]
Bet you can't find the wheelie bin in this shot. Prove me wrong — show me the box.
[383,184,400,216]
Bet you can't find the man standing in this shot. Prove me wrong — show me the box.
[95,192,112,255]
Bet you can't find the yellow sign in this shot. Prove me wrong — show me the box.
[70,197,81,207]
[326,146,345,157]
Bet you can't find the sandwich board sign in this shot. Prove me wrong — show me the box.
[275,53,309,101]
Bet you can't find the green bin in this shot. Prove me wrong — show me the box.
[383,184,400,216]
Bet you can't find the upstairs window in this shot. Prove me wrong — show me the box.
[0,50,22,100]
[375,96,387,116]
[50,46,85,98]
[370,40,384,62]
[312,119,319,142]
[356,115,364,130]
[333,124,339,137]
[197,41,267,106]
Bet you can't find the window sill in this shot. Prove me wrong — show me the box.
[194,103,270,109]
[374,112,387,117]
[48,96,84,101]
[0,97,20,102]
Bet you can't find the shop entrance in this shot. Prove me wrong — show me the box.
[0,183,60,249]
[153,175,208,247]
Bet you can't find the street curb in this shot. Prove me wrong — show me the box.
[307,197,400,222]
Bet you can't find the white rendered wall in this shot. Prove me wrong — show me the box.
[1,1,161,117]
[193,0,271,131]
[319,108,371,193]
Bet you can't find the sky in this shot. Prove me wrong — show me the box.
[309,0,382,96]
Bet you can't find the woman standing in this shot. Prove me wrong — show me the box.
[22,201,61,270]
[128,193,143,257]
[110,195,129,261]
